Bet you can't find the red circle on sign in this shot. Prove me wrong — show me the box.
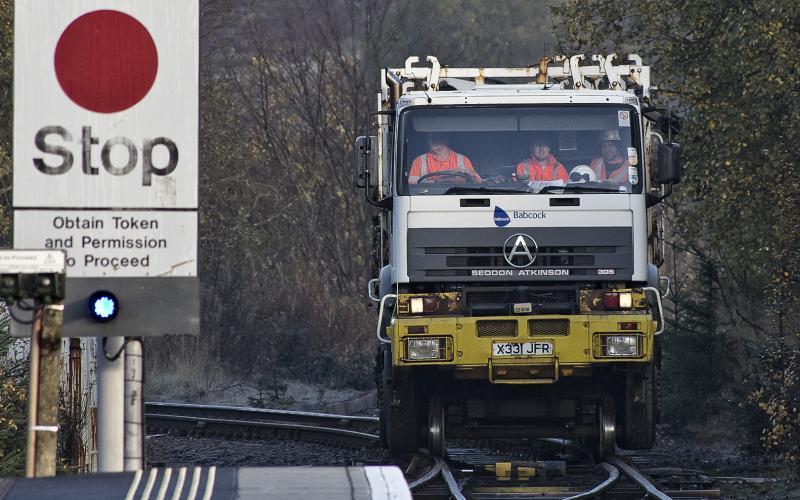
[54,10,158,113]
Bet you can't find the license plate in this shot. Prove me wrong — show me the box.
[493,341,553,357]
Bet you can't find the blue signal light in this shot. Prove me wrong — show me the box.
[88,291,119,323]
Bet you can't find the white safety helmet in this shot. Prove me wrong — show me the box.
[569,165,596,183]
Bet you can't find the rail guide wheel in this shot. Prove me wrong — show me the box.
[596,400,617,458]
[428,398,446,456]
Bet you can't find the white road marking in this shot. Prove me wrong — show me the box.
[124,469,143,500]
[201,466,216,500]
[155,467,173,500]
[140,468,159,500]
[186,467,202,500]
[171,467,187,500]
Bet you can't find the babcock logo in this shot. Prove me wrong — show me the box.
[493,206,511,227]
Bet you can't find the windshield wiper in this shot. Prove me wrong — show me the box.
[538,185,625,194]
[443,186,529,195]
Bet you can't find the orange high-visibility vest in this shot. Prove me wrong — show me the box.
[409,151,479,184]
[516,155,568,182]
[591,157,630,183]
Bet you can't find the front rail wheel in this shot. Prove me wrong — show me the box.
[596,399,617,458]
[428,398,445,456]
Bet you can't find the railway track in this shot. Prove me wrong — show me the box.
[144,402,380,448]
[145,403,720,498]
[406,441,721,499]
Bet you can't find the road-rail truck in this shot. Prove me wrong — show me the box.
[355,55,681,457]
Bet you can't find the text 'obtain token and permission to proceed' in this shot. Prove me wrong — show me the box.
[14,211,197,278]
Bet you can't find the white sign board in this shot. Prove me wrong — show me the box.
[13,0,199,337]
[14,1,198,208]
[0,250,66,274]
[14,211,196,277]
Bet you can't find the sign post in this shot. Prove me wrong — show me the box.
[26,303,65,477]
[0,250,67,477]
[13,1,199,472]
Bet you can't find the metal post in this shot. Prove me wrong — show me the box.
[24,306,43,478]
[97,336,125,472]
[124,338,144,470]
[25,303,64,478]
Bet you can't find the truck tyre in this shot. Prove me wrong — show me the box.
[383,365,419,456]
[619,362,656,449]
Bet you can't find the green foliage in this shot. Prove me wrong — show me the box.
[748,342,800,464]
[555,0,800,309]
[0,0,12,242]
[0,311,27,476]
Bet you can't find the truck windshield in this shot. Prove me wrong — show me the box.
[398,105,643,195]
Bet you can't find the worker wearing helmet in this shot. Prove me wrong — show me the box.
[591,129,631,185]
[409,133,481,184]
[516,133,569,182]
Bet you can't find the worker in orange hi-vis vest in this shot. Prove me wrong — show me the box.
[590,129,631,186]
[515,133,569,182]
[409,133,481,184]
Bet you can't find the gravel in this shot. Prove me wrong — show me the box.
[146,434,390,468]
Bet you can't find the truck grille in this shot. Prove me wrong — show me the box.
[528,319,570,336]
[444,247,601,269]
[476,320,518,337]
[407,227,634,282]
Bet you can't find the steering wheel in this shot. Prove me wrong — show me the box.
[417,170,478,184]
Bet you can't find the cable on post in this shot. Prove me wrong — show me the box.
[102,337,134,361]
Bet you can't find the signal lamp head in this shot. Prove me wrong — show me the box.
[88,290,119,323]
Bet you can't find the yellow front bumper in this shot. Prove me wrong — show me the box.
[391,314,656,383]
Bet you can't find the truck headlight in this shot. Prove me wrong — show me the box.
[397,292,462,316]
[407,338,440,360]
[604,335,639,356]
[403,336,454,361]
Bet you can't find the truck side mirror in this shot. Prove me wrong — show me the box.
[657,142,682,185]
[354,135,378,189]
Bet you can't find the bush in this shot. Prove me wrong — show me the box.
[747,341,800,464]
[0,311,27,476]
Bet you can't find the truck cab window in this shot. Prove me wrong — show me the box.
[398,106,642,195]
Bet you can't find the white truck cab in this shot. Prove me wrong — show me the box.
[356,55,682,457]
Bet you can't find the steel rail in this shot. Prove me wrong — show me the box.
[145,402,378,433]
[562,462,619,500]
[607,456,672,500]
[145,413,379,441]
[439,458,467,500]
[407,457,443,490]
[145,402,378,423]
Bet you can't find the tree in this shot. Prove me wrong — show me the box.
[0,0,12,242]
[554,0,800,457]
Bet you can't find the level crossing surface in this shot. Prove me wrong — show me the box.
[0,465,411,500]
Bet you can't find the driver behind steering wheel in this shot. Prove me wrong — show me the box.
[409,132,481,184]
